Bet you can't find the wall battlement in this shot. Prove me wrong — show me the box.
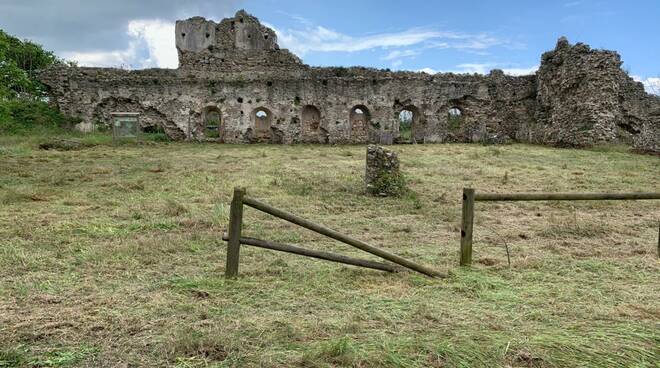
[39,10,659,153]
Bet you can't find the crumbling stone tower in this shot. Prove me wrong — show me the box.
[175,10,303,72]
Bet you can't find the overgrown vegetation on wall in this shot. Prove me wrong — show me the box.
[0,29,76,134]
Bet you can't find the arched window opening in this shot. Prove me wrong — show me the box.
[448,107,463,130]
[203,107,222,139]
[394,105,422,143]
[301,105,321,143]
[398,109,413,141]
[252,107,273,142]
[349,105,370,142]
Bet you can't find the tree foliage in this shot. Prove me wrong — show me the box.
[0,29,64,99]
[0,29,75,134]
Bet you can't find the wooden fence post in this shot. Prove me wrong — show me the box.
[460,188,475,266]
[225,187,245,277]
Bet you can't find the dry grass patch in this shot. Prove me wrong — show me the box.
[0,137,658,367]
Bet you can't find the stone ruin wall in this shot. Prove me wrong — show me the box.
[39,10,659,153]
[536,37,659,151]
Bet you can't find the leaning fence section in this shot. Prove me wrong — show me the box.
[459,188,660,266]
[224,187,443,278]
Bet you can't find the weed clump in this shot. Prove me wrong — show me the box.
[368,169,407,197]
[164,199,189,216]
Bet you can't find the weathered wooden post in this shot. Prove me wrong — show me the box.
[460,188,475,266]
[225,187,245,277]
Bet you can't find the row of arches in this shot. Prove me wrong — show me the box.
[200,104,464,143]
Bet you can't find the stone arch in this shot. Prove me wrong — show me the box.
[442,102,475,142]
[202,106,223,140]
[251,106,273,142]
[395,105,423,143]
[301,105,321,143]
[447,106,464,132]
[349,105,370,143]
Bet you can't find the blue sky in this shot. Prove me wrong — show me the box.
[1,0,658,91]
[254,0,658,77]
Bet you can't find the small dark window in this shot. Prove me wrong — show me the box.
[181,33,186,38]
[264,34,269,40]
[239,18,244,23]
[322,80,328,86]
[267,81,273,87]
[237,97,243,103]
[205,33,210,38]
[221,58,225,62]
[247,34,251,39]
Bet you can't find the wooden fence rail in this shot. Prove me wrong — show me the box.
[222,233,402,273]
[224,187,443,278]
[460,188,660,266]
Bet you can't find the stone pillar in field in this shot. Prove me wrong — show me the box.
[365,145,405,196]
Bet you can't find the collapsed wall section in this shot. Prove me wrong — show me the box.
[536,37,659,152]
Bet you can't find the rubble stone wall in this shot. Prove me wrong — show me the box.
[39,10,659,153]
[365,145,403,196]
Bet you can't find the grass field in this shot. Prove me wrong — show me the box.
[1,134,659,367]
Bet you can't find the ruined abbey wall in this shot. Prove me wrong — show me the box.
[39,10,659,153]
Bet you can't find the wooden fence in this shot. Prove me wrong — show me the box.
[224,187,443,278]
[460,188,660,266]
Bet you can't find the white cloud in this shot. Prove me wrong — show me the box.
[128,19,178,68]
[501,65,539,76]
[269,24,446,55]
[434,33,503,51]
[266,18,510,57]
[418,67,439,75]
[61,19,177,69]
[382,49,420,61]
[62,46,138,68]
[454,63,494,74]
[453,63,538,75]
[632,76,660,95]
[643,78,660,95]
[564,1,583,7]
[417,63,538,76]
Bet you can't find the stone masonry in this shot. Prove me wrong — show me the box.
[39,10,659,153]
[365,145,403,196]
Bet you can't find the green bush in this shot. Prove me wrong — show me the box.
[0,99,78,134]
